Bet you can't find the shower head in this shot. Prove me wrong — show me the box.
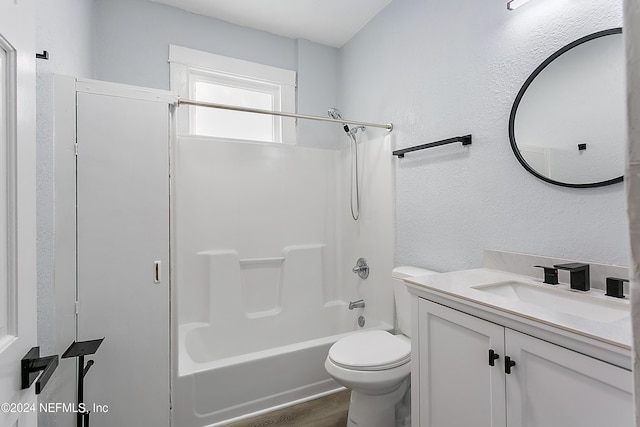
[328,107,351,133]
[327,107,342,121]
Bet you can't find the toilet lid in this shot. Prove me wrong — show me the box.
[329,330,411,371]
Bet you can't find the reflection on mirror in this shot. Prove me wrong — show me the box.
[509,28,624,188]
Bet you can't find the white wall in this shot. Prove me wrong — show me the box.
[36,0,94,354]
[93,0,341,149]
[36,1,94,425]
[93,0,295,90]
[340,0,627,272]
[296,39,342,149]
[623,0,640,421]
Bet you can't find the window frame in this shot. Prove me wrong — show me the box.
[0,34,17,343]
[169,45,296,144]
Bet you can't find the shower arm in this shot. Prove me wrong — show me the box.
[177,98,394,132]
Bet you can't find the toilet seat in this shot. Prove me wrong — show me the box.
[328,330,410,371]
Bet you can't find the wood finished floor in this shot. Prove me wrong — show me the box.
[224,390,350,427]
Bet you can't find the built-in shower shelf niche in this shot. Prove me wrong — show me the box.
[198,244,328,322]
[239,257,285,264]
[239,257,285,318]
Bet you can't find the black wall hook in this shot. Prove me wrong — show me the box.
[36,50,49,60]
[21,347,59,394]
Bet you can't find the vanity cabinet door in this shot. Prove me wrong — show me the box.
[417,299,506,427]
[505,329,633,427]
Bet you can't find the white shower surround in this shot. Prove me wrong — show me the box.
[172,134,395,425]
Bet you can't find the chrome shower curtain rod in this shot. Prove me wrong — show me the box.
[177,98,394,132]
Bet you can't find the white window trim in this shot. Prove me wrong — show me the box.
[0,34,17,341]
[169,45,297,144]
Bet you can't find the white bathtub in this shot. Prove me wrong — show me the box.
[173,318,392,426]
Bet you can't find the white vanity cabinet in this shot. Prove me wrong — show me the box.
[415,299,633,427]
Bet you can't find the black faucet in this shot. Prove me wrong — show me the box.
[534,266,559,285]
[605,277,628,298]
[553,263,590,291]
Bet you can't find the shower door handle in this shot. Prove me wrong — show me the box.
[154,261,161,283]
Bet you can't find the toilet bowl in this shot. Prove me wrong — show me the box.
[325,266,437,427]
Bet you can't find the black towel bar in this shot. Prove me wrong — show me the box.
[393,134,472,158]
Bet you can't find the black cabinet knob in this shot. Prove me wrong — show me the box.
[489,349,500,366]
[505,356,516,374]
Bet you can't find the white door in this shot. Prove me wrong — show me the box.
[505,329,633,427]
[417,299,506,427]
[76,87,171,426]
[0,1,39,426]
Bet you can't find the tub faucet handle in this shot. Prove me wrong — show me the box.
[352,258,369,279]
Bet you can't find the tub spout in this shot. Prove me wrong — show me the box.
[348,299,365,310]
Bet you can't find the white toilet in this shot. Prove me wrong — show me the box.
[325,266,437,427]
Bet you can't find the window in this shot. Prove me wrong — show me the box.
[169,45,296,144]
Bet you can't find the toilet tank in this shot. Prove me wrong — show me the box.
[392,266,438,337]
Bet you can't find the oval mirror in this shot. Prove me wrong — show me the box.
[509,28,625,188]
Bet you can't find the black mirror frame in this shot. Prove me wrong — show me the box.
[508,28,624,188]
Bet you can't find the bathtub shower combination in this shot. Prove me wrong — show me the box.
[172,130,395,426]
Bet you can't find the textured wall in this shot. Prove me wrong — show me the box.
[340,0,627,272]
[36,1,95,425]
[623,0,640,421]
[36,0,94,356]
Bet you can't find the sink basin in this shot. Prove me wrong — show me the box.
[472,281,629,322]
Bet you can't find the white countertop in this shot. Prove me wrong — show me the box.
[405,268,631,351]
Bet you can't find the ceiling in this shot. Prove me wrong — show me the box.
[148,0,393,48]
